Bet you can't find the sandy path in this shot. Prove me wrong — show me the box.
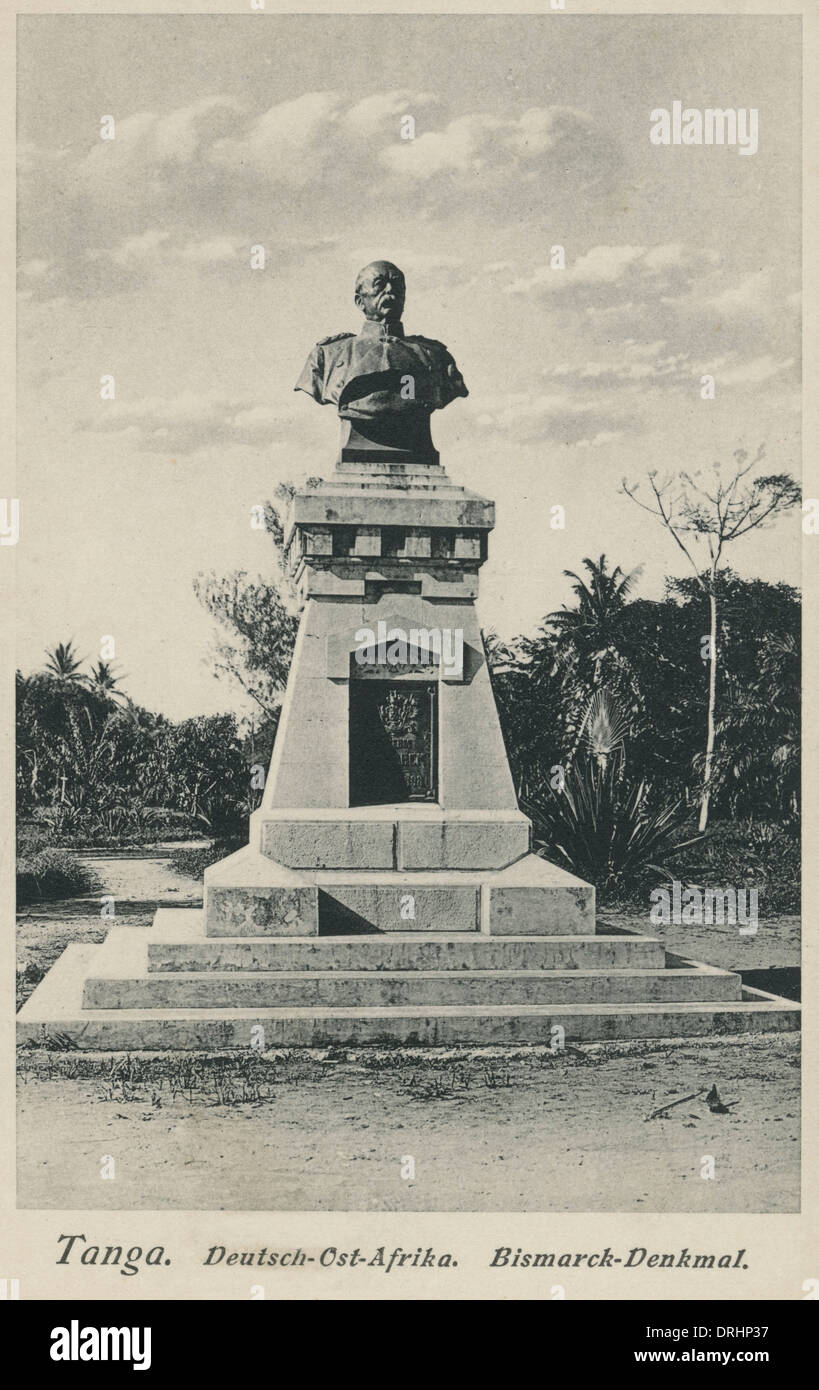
[78,854,204,903]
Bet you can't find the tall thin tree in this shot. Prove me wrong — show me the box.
[622,446,800,830]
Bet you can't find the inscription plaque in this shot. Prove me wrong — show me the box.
[349,679,437,805]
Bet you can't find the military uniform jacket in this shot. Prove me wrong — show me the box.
[294,318,468,420]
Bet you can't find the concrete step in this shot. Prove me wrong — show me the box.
[83,964,742,1010]
[148,932,666,974]
[73,917,669,979]
[316,882,480,933]
[16,945,800,1050]
[203,848,596,937]
[312,855,595,936]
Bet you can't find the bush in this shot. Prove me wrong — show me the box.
[16,825,55,858]
[680,819,800,914]
[169,838,243,880]
[17,849,100,905]
[20,808,211,851]
[523,761,698,901]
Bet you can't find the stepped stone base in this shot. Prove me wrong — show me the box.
[203,846,594,936]
[17,908,800,1050]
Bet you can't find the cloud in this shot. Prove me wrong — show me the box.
[177,236,247,265]
[342,90,441,137]
[89,230,249,269]
[79,97,244,184]
[706,268,774,313]
[381,104,608,193]
[209,91,344,187]
[508,242,718,302]
[76,390,301,454]
[546,339,675,388]
[541,337,797,404]
[88,229,172,268]
[510,245,644,294]
[576,431,624,449]
[19,91,620,298]
[500,242,799,404]
[384,113,502,180]
[474,390,635,447]
[472,302,799,451]
[20,227,339,303]
[36,88,447,207]
[718,354,796,386]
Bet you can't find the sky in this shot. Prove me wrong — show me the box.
[16,13,802,720]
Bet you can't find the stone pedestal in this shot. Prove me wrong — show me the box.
[17,454,800,1047]
[202,455,585,936]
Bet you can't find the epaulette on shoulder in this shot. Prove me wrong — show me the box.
[406,334,446,349]
[317,332,355,346]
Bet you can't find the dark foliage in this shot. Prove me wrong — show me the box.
[17,848,101,905]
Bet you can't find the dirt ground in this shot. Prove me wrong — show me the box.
[16,856,800,1212]
[599,910,800,1000]
[17,1035,799,1212]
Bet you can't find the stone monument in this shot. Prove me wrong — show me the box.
[17,263,800,1046]
[204,258,587,935]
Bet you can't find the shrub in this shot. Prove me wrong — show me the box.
[17,849,100,905]
[680,819,800,914]
[523,761,698,901]
[21,807,211,850]
[169,838,243,880]
[16,825,55,858]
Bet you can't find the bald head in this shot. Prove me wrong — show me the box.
[354,261,406,324]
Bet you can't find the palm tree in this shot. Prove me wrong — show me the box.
[87,660,126,703]
[43,640,86,682]
[482,628,519,674]
[580,688,632,773]
[547,555,643,683]
[544,556,644,767]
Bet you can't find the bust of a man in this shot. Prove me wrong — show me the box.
[295,260,467,463]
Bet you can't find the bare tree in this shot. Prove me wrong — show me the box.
[622,446,800,830]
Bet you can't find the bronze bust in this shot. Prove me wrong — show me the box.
[295,261,468,464]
